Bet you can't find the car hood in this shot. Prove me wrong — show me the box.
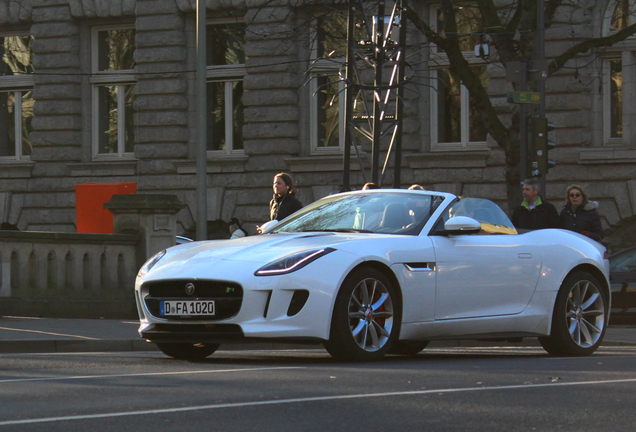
[147,232,385,277]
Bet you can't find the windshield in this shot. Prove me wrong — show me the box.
[271,192,445,235]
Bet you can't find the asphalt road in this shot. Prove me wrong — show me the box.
[1,346,635,432]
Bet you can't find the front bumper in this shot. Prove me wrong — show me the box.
[135,253,354,342]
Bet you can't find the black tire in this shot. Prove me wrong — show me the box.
[324,267,401,362]
[389,340,429,356]
[539,271,607,357]
[156,342,219,360]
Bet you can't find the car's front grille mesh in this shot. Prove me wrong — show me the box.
[141,279,243,321]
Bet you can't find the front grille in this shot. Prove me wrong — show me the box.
[142,279,243,321]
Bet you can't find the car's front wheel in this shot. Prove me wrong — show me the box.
[156,342,219,360]
[539,271,607,357]
[324,267,401,362]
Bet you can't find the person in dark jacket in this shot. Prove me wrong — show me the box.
[560,184,603,241]
[270,172,303,221]
[511,178,560,230]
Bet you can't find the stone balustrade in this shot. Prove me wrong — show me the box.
[0,194,185,319]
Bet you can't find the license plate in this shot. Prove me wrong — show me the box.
[160,300,215,316]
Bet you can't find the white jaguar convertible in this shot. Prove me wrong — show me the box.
[135,190,610,361]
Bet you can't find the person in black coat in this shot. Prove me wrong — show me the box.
[560,184,603,241]
[270,172,303,221]
[511,178,560,230]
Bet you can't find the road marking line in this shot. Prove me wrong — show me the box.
[0,366,303,384]
[0,327,99,340]
[1,377,636,426]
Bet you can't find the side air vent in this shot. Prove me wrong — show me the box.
[287,290,310,316]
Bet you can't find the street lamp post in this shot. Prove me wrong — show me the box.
[196,0,208,240]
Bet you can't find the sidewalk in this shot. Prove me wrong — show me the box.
[0,316,635,354]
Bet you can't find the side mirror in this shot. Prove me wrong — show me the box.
[259,219,280,234]
[443,216,482,235]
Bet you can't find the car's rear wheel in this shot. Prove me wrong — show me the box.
[156,342,219,360]
[539,271,607,357]
[324,267,401,362]
[389,340,429,356]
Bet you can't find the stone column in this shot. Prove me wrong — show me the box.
[134,0,190,178]
[104,194,186,264]
[28,2,83,231]
[242,5,301,162]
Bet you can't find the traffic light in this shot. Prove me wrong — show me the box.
[529,117,555,176]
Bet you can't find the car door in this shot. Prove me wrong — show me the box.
[430,198,542,320]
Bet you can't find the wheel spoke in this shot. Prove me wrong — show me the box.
[361,322,369,348]
[349,311,365,320]
[351,320,365,337]
[371,319,390,338]
[568,319,579,337]
[350,294,363,310]
[578,281,589,305]
[582,308,604,317]
[369,280,378,306]
[368,321,380,348]
[581,318,602,335]
[578,321,593,345]
[360,281,370,306]
[581,292,599,310]
[372,293,389,311]
[374,311,393,319]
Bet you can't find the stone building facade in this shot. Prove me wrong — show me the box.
[0,0,635,251]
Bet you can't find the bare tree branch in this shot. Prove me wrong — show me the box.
[549,23,636,75]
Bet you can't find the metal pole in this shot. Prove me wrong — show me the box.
[537,0,547,197]
[342,0,356,191]
[519,61,528,181]
[372,0,385,184]
[196,0,208,240]
[392,0,406,188]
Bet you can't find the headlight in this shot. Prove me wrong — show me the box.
[138,249,166,277]
[255,248,335,276]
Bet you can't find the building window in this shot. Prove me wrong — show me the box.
[429,5,489,151]
[308,11,349,154]
[602,1,636,146]
[91,26,136,158]
[0,33,34,160]
[206,20,246,154]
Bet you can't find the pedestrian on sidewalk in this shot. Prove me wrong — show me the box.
[510,178,560,230]
[560,184,603,241]
[258,172,303,233]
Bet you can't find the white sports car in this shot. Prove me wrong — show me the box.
[135,190,610,361]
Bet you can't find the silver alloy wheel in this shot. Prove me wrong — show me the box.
[348,277,394,352]
[565,279,605,348]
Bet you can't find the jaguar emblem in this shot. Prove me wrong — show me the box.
[185,283,195,296]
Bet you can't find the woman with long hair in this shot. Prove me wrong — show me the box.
[560,184,603,241]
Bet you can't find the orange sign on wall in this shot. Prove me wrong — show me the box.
[75,182,137,233]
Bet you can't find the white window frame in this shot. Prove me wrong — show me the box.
[90,24,137,160]
[602,55,624,146]
[308,16,346,155]
[206,19,246,156]
[428,4,488,152]
[0,31,34,161]
[601,1,636,147]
